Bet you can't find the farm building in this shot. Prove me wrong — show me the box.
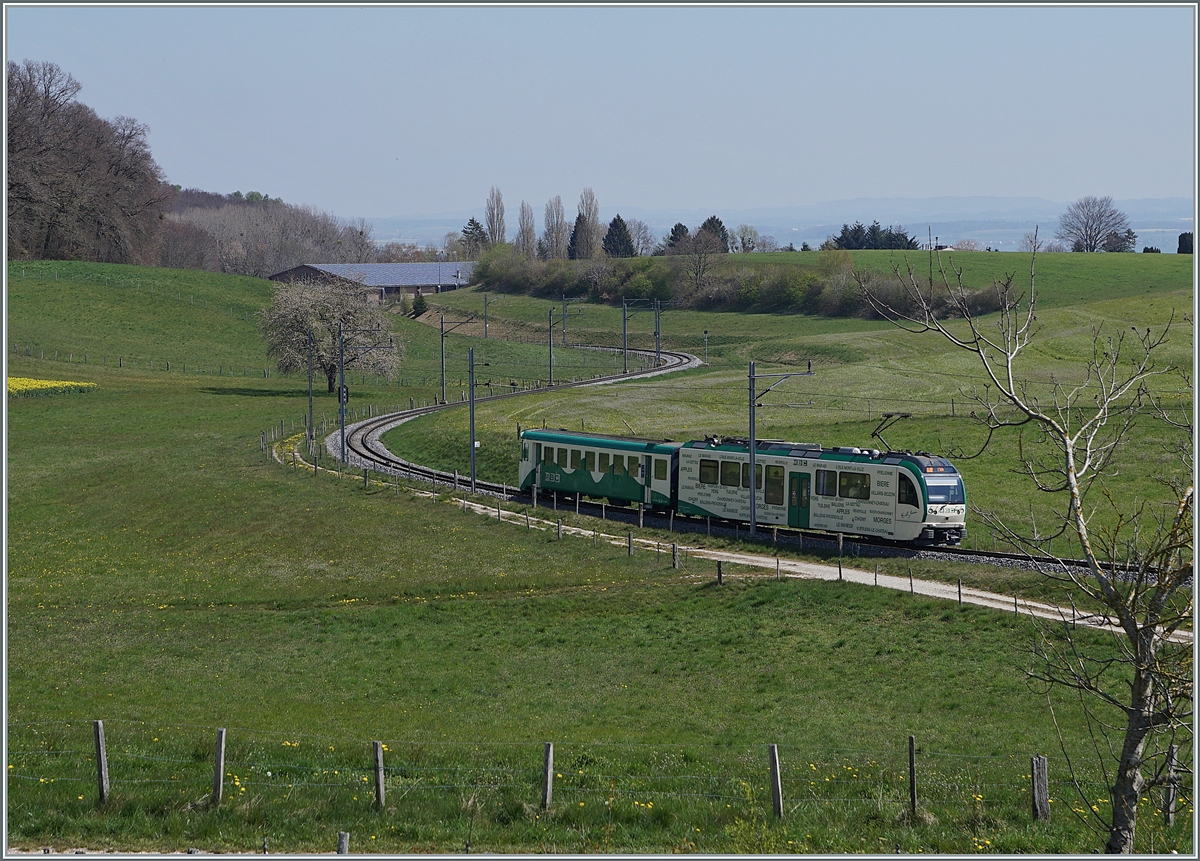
[268,262,477,300]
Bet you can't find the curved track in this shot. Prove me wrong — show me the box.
[323,345,1119,572]
[331,346,698,495]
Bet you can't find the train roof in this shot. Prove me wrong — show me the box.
[682,436,959,473]
[520,427,683,454]
[520,429,959,474]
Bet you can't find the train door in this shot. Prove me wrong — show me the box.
[642,454,652,505]
[788,472,810,528]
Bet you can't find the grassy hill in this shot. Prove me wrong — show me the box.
[5,258,1192,853]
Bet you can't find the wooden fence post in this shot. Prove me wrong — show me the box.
[958,579,962,606]
[672,543,679,569]
[93,720,109,805]
[1031,754,1050,821]
[717,561,723,585]
[908,735,917,818]
[211,728,226,807]
[638,504,644,528]
[541,742,554,810]
[374,741,386,809]
[337,832,350,854]
[628,532,633,556]
[557,519,563,539]
[768,744,783,819]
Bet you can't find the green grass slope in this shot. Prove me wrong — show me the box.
[5,259,1192,853]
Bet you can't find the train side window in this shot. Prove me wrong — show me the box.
[839,472,871,500]
[571,449,582,470]
[815,469,837,496]
[557,448,568,468]
[613,455,625,476]
[522,444,529,461]
[654,458,667,481]
[699,459,719,484]
[585,450,596,472]
[898,474,919,507]
[764,465,785,505]
[740,462,763,489]
[599,452,610,472]
[543,446,554,465]
[720,461,741,487]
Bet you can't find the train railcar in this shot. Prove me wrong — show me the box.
[518,429,966,546]
[675,437,966,545]
[518,428,682,508]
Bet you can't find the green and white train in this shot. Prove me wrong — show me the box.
[518,428,967,546]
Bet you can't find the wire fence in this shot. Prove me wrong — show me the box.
[8,719,1191,834]
[5,337,647,396]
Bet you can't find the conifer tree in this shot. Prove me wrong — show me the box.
[602,214,636,258]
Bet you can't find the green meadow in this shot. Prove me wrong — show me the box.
[5,256,1192,853]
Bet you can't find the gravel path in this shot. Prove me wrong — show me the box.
[455,494,1194,647]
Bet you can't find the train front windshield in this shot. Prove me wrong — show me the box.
[925,475,966,505]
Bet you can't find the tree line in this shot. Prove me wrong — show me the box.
[9,60,1192,278]
[6,59,448,277]
[448,185,793,263]
[6,60,172,265]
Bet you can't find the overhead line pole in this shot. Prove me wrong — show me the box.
[467,349,491,493]
[440,313,475,403]
[339,322,346,462]
[307,329,314,443]
[749,360,814,536]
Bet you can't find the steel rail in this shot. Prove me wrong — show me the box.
[322,346,1128,573]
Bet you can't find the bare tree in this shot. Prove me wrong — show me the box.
[441,231,466,261]
[575,187,602,259]
[735,224,760,254]
[669,228,724,295]
[626,217,656,257]
[159,220,219,270]
[855,237,1192,854]
[7,59,174,264]
[260,277,399,393]
[1019,231,1042,253]
[541,195,568,259]
[485,186,506,245]
[1055,196,1131,253]
[377,242,426,263]
[172,201,377,277]
[514,200,537,258]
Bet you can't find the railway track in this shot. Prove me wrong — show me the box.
[335,345,698,492]
[322,345,1130,574]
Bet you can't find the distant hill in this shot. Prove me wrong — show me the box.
[363,196,1194,253]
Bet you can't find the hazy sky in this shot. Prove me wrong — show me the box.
[5,4,1196,221]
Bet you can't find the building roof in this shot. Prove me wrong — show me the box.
[270,262,476,287]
